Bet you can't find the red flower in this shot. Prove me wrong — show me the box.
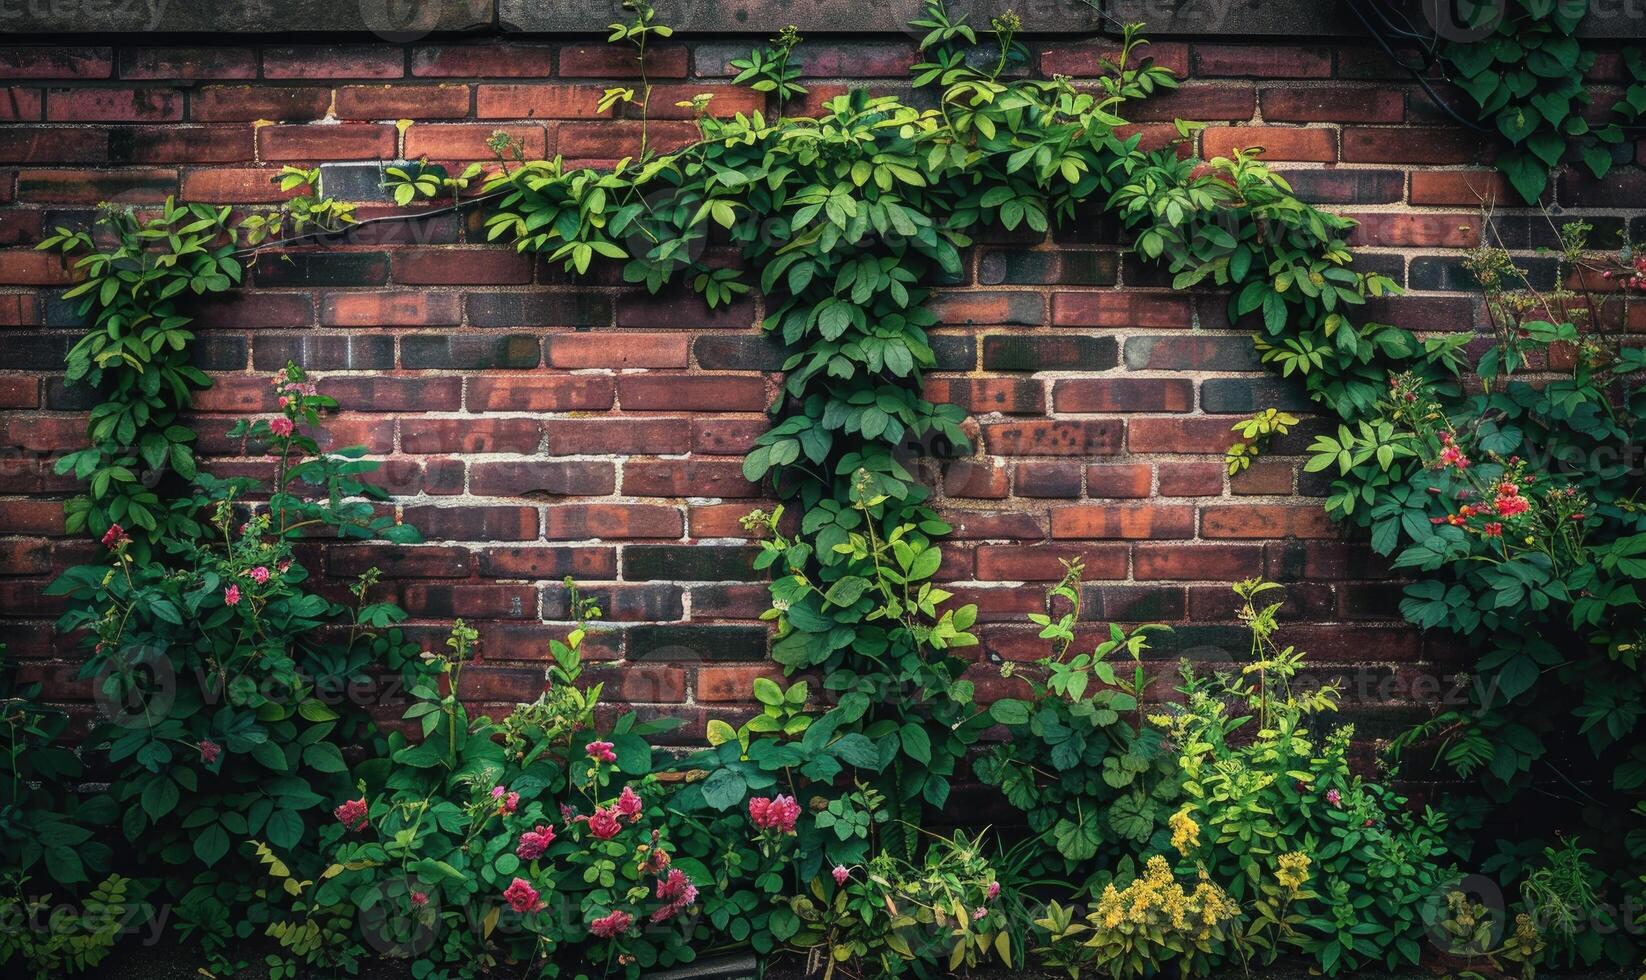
[1483,522,1503,537]
[199,740,221,765]
[250,566,271,584]
[586,740,617,764]
[411,891,429,907]
[269,417,294,437]
[224,584,241,607]
[590,909,634,938]
[616,785,643,823]
[334,797,369,831]
[748,794,801,834]
[587,807,622,841]
[517,825,556,861]
[649,868,697,923]
[503,877,542,913]
[1494,493,1530,517]
[100,524,128,550]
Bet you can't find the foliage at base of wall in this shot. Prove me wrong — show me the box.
[5,0,1645,976]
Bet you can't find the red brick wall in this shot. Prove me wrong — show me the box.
[1,34,1639,742]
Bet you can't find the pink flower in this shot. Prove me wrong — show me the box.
[1495,493,1530,517]
[269,416,294,437]
[249,566,270,584]
[517,825,556,861]
[616,785,643,822]
[590,909,633,938]
[199,740,221,765]
[649,868,697,923]
[224,584,241,607]
[832,865,850,886]
[1325,788,1342,808]
[411,891,429,907]
[503,877,542,913]
[748,794,800,834]
[335,797,369,831]
[100,524,128,550]
[586,740,617,763]
[973,906,988,921]
[491,786,518,814]
[559,803,576,823]
[986,881,1000,901]
[587,808,622,841]
[1483,522,1503,537]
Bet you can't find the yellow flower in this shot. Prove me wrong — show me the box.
[1275,851,1311,893]
[1168,809,1201,856]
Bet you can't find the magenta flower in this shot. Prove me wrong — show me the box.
[832,865,850,886]
[649,868,698,923]
[100,524,128,550]
[334,797,369,831]
[517,825,556,861]
[748,794,800,834]
[249,566,270,584]
[269,416,294,437]
[586,740,617,763]
[410,891,429,907]
[223,584,241,607]
[616,785,643,823]
[590,909,634,938]
[986,880,1000,901]
[587,807,622,841]
[503,877,542,913]
[199,740,221,765]
[1325,788,1343,808]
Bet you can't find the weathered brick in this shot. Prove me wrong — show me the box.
[560,44,689,77]
[402,418,541,454]
[627,624,767,662]
[258,125,398,162]
[981,334,1117,371]
[0,47,112,79]
[1053,379,1193,413]
[975,543,1128,581]
[191,86,332,122]
[925,377,1044,415]
[1050,505,1195,540]
[1201,126,1336,163]
[1123,336,1260,371]
[119,47,257,79]
[468,375,614,411]
[1259,86,1404,122]
[325,292,462,326]
[1052,291,1192,327]
[469,460,616,497]
[46,87,180,121]
[404,123,551,160]
[411,43,556,78]
[545,504,682,540]
[618,375,769,412]
[1135,543,1263,581]
[265,46,404,79]
[338,84,472,120]
[1201,504,1339,539]
[1193,45,1332,79]
[476,83,607,119]
[403,333,542,369]
[478,545,617,579]
[622,459,757,497]
[392,249,532,285]
[983,420,1123,456]
[403,505,539,542]
[545,419,691,454]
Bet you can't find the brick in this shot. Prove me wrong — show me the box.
[255,252,390,288]
[1084,463,1154,498]
[251,335,394,371]
[546,583,683,622]
[983,420,1123,456]
[616,293,754,330]
[560,120,703,161]
[1135,543,1263,581]
[622,459,758,497]
[641,85,767,119]
[1013,460,1082,498]
[0,293,39,325]
[981,334,1117,371]
[0,47,112,79]
[692,419,766,455]
[318,377,462,412]
[545,504,682,539]
[584,663,687,702]
[943,459,1009,499]
[15,168,176,204]
[975,543,1128,581]
[545,419,691,454]
[925,377,1044,415]
[324,292,462,326]
[119,47,257,79]
[549,332,689,369]
[403,584,537,619]
[0,129,107,163]
[1279,168,1404,205]
[476,83,607,119]
[391,250,532,285]
[265,46,404,79]
[927,291,1043,326]
[1201,126,1335,163]
[1231,459,1296,495]
[468,375,614,412]
[1124,335,1259,371]
[1198,377,1311,414]
[1128,84,1257,122]
[402,418,541,454]
[0,88,42,121]
[403,505,539,542]
[1053,379,1192,413]
[1052,291,1191,327]
[1081,585,1187,622]
[1346,212,1478,248]
[404,123,550,160]
[401,333,540,369]
[627,624,766,662]
[46,87,180,122]
[1341,128,1487,165]
[692,335,785,370]
[1201,504,1339,539]
[1409,169,1512,206]
[467,291,610,328]
[1193,45,1332,78]
[0,249,78,285]
[1158,462,1225,497]
[338,84,472,120]
[1128,416,1250,453]
[191,86,332,122]
[1041,41,1189,78]
[617,375,768,412]
[180,167,294,203]
[258,125,398,162]
[478,545,617,579]
[1050,505,1195,540]
[977,249,1118,286]
[469,461,616,497]
[1260,87,1405,123]
[696,665,783,703]
[109,126,256,164]
[187,291,315,329]
[411,43,557,78]
[560,44,689,77]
